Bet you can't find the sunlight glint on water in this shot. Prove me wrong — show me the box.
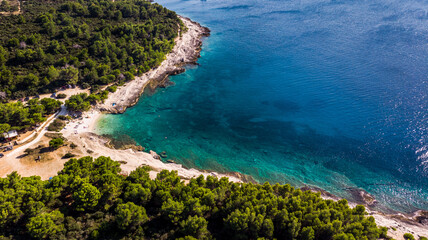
[97,0,428,212]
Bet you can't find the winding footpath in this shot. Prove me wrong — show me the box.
[0,15,209,178]
[0,105,67,175]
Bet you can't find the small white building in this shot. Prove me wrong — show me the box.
[3,130,18,140]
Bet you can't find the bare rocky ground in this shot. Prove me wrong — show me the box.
[0,15,426,239]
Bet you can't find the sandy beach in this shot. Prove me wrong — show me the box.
[62,111,242,183]
[0,16,241,183]
[0,16,426,239]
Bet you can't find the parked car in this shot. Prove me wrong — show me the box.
[4,146,13,151]
[0,153,4,158]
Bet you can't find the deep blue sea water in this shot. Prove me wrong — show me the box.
[97,0,428,212]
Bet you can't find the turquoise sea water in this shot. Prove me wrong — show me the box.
[97,0,428,213]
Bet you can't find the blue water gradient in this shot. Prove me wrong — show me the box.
[97,0,428,212]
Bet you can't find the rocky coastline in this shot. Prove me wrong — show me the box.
[82,15,428,239]
[301,185,428,239]
[97,17,210,114]
[3,13,425,239]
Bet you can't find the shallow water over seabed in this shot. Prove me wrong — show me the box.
[97,0,428,212]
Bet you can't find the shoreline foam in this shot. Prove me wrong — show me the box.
[1,15,426,239]
[97,16,210,114]
[60,16,244,182]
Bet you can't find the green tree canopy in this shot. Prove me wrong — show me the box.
[116,202,148,230]
[26,210,65,239]
[0,123,10,134]
[65,93,91,112]
[49,138,63,150]
[0,99,59,131]
[40,98,61,114]
[73,182,101,211]
[0,0,183,100]
[0,156,398,240]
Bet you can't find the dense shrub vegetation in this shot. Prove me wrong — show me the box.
[65,91,108,112]
[0,156,391,239]
[0,0,183,99]
[0,0,20,13]
[0,98,61,132]
[48,137,64,149]
[47,118,65,132]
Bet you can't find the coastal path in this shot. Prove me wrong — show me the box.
[0,106,67,176]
